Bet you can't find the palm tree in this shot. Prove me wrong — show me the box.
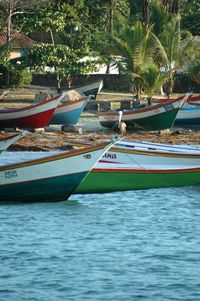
[140,63,168,104]
[112,21,167,99]
[99,0,130,74]
[158,16,195,97]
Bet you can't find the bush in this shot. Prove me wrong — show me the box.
[10,68,32,87]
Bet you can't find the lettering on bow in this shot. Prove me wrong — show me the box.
[5,170,18,179]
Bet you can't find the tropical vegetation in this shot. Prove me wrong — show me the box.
[0,0,199,99]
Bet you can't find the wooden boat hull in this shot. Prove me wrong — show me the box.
[76,166,200,193]
[77,80,103,99]
[50,97,89,125]
[0,95,60,129]
[0,133,23,153]
[98,96,186,131]
[0,142,111,203]
[175,106,200,125]
[75,139,200,193]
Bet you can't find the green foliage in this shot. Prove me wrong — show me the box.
[140,63,168,103]
[112,22,168,97]
[181,0,200,36]
[23,43,97,74]
[187,54,200,85]
[9,68,32,87]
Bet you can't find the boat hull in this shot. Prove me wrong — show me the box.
[100,109,179,131]
[0,172,87,203]
[0,95,60,129]
[76,167,200,193]
[175,106,200,125]
[0,109,56,129]
[0,142,112,203]
[0,133,23,152]
[98,96,185,131]
[50,97,89,125]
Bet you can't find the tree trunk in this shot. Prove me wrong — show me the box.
[142,0,149,27]
[5,14,12,87]
[106,1,114,75]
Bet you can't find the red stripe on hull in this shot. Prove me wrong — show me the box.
[0,108,55,129]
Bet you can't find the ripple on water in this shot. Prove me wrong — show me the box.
[0,187,200,300]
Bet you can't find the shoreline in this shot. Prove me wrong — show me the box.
[0,90,199,151]
[1,122,200,152]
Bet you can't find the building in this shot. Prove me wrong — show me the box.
[0,29,36,59]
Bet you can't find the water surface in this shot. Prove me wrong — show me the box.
[1,187,200,300]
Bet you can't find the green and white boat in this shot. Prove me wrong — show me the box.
[98,95,186,131]
[75,139,200,193]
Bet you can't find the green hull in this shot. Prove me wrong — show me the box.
[0,172,87,203]
[75,169,200,194]
[101,108,179,131]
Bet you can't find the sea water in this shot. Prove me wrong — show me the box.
[0,187,200,301]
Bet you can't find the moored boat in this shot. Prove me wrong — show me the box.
[175,104,200,125]
[0,141,113,203]
[76,79,103,99]
[0,95,61,129]
[50,94,90,125]
[0,132,24,153]
[98,95,186,131]
[75,139,200,193]
[151,94,200,125]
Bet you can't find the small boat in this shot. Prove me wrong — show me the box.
[187,95,200,105]
[175,103,200,125]
[0,141,113,203]
[27,80,104,100]
[76,79,103,99]
[0,95,61,129]
[50,93,90,125]
[152,94,200,104]
[75,139,200,193]
[0,132,24,153]
[151,94,200,125]
[98,95,186,131]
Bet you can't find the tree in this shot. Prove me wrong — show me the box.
[0,0,48,86]
[187,53,200,86]
[93,0,130,74]
[181,0,200,36]
[112,22,167,99]
[158,16,195,96]
[140,63,168,104]
[21,43,98,91]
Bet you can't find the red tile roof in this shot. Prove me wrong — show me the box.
[0,29,36,49]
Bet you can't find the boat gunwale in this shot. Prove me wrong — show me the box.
[0,142,109,170]
[0,94,61,114]
[97,95,185,117]
[110,146,200,158]
[92,166,200,173]
[58,96,88,108]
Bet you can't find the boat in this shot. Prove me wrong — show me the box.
[27,80,104,100]
[50,93,91,125]
[0,95,61,129]
[76,79,103,99]
[0,132,24,153]
[49,80,103,124]
[175,103,200,125]
[187,95,200,105]
[0,141,113,203]
[74,139,200,193]
[152,94,200,104]
[151,94,200,125]
[98,95,186,131]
